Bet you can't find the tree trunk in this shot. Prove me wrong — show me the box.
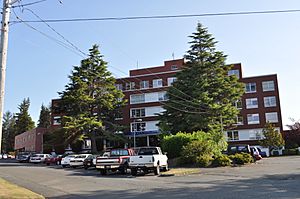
[91,132,97,153]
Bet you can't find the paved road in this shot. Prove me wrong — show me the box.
[1,156,300,199]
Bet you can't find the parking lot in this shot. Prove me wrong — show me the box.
[0,156,300,199]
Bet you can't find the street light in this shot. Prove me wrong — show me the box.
[133,119,142,149]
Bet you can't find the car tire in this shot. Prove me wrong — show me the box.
[131,168,138,176]
[46,163,50,166]
[62,165,66,168]
[100,169,107,175]
[162,164,169,172]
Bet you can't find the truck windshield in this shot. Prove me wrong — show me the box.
[110,149,129,156]
[138,148,158,155]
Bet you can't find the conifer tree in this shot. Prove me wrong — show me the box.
[60,45,125,152]
[1,111,16,152]
[159,23,244,134]
[15,98,35,135]
[37,104,51,128]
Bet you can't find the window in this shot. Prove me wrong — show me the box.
[131,108,146,118]
[171,65,178,70]
[265,112,278,123]
[115,84,123,91]
[227,131,239,141]
[167,77,177,86]
[228,69,240,79]
[131,122,146,132]
[234,99,242,109]
[153,79,163,88]
[125,82,135,90]
[249,130,262,140]
[262,81,275,92]
[264,96,276,107]
[247,113,260,124]
[245,82,256,93]
[140,80,149,89]
[53,116,61,125]
[246,98,258,109]
[158,92,168,101]
[236,115,243,125]
[130,94,145,104]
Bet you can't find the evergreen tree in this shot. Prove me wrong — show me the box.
[159,23,244,134]
[37,104,51,128]
[2,111,16,152]
[59,45,126,153]
[15,98,35,135]
[260,122,285,152]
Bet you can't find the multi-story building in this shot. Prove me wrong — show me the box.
[50,58,283,148]
[115,59,282,147]
[14,128,47,153]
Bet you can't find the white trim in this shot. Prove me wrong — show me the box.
[125,69,181,78]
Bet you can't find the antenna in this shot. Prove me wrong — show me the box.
[172,52,175,60]
[136,60,139,69]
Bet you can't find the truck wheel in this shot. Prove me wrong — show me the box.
[131,168,137,176]
[120,167,127,174]
[154,165,160,175]
[100,169,107,175]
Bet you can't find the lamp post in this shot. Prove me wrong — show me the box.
[133,119,142,148]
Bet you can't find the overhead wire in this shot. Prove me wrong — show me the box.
[12,8,85,58]
[12,0,47,8]
[10,9,300,24]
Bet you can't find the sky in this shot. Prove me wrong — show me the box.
[5,0,300,129]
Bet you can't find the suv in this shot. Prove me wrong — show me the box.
[16,152,35,163]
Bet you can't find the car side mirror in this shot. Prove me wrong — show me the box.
[164,152,168,155]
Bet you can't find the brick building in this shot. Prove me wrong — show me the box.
[14,128,47,153]
[50,58,283,148]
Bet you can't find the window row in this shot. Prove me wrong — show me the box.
[245,80,275,93]
[130,91,168,104]
[234,96,277,110]
[247,112,279,125]
[115,77,177,91]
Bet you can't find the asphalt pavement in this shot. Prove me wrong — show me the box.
[0,156,300,199]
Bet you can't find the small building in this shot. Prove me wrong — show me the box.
[14,128,47,153]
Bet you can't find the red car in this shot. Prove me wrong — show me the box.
[45,155,63,166]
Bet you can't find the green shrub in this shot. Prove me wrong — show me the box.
[229,153,253,165]
[283,148,299,155]
[212,154,232,167]
[161,132,193,159]
[196,154,213,167]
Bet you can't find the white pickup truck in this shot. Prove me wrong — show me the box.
[129,147,168,176]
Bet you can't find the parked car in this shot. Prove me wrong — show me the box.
[96,148,135,175]
[257,147,268,157]
[69,154,91,168]
[61,154,77,168]
[16,152,35,163]
[129,147,168,176]
[29,154,50,164]
[250,146,262,160]
[227,144,252,155]
[83,155,99,170]
[45,155,63,166]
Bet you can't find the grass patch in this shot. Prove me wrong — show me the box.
[0,178,44,199]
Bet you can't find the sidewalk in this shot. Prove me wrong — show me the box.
[0,177,44,199]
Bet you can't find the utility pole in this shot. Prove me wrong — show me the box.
[0,0,12,153]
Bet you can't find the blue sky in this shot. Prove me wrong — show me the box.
[6,0,300,129]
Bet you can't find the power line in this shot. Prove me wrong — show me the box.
[11,0,47,8]
[10,9,300,24]
[12,9,85,58]
[23,8,87,56]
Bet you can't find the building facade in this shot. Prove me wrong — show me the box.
[50,58,283,147]
[14,128,47,153]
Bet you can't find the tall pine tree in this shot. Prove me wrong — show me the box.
[37,104,51,128]
[59,45,126,153]
[2,111,16,152]
[15,98,35,135]
[159,23,244,135]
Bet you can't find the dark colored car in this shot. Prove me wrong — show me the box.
[45,155,63,166]
[227,144,252,155]
[83,155,98,170]
[16,152,35,163]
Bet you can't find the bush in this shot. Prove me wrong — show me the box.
[283,148,299,155]
[229,153,253,165]
[161,132,193,159]
[212,154,232,167]
[196,154,213,167]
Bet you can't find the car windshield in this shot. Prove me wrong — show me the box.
[138,148,158,155]
[76,155,88,158]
